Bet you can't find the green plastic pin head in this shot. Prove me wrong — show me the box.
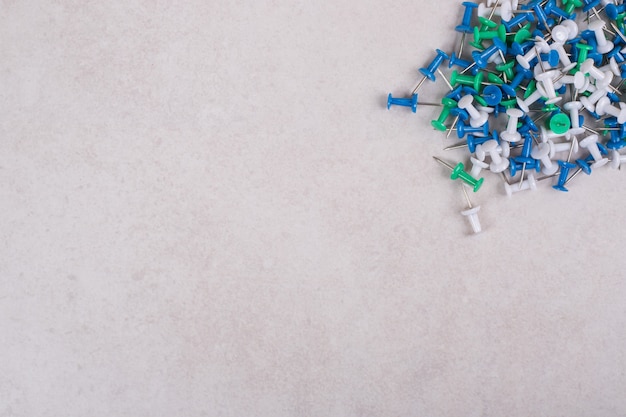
[549,113,571,135]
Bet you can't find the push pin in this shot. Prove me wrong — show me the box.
[433,156,484,192]
[412,49,450,94]
[504,173,537,197]
[387,93,418,112]
[460,184,482,234]
[553,160,577,192]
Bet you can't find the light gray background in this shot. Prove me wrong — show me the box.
[2,1,626,416]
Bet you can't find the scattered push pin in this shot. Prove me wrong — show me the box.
[387,93,418,112]
[460,184,482,234]
[504,173,537,197]
[433,156,484,192]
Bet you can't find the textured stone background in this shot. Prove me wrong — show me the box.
[1,1,626,416]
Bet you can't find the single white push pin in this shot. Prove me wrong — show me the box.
[588,19,614,54]
[469,156,489,178]
[579,134,609,168]
[458,94,489,128]
[595,96,626,124]
[460,185,482,234]
[504,173,537,197]
[563,100,585,135]
[500,108,524,143]
[479,139,510,173]
[535,70,562,104]
[549,137,579,156]
[531,142,559,175]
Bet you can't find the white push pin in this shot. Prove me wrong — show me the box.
[516,36,550,69]
[563,100,585,135]
[579,134,609,168]
[500,108,524,143]
[580,86,608,112]
[609,149,626,169]
[469,156,489,178]
[588,19,614,54]
[460,185,482,234]
[458,95,489,128]
[480,139,509,173]
[535,70,562,104]
[517,88,545,113]
[540,125,570,143]
[580,58,608,82]
[549,137,579,155]
[531,142,559,175]
[600,57,622,77]
[555,71,586,91]
[595,96,626,124]
[504,173,537,197]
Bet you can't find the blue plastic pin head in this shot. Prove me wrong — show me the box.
[456,2,478,34]
[553,160,577,192]
[482,85,502,106]
[387,93,418,112]
[419,49,450,81]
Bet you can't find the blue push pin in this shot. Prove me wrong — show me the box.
[553,160,577,192]
[387,93,418,112]
[502,12,535,32]
[544,0,575,21]
[501,65,532,97]
[448,52,479,75]
[413,49,450,93]
[456,2,478,34]
[457,120,490,139]
[420,49,449,81]
[581,0,601,13]
[482,85,502,106]
[575,159,592,175]
[472,37,506,69]
[606,3,626,19]
[528,0,553,31]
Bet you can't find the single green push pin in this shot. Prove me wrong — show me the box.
[500,98,518,109]
[450,70,484,92]
[549,113,571,135]
[496,60,515,82]
[575,43,593,72]
[473,24,507,44]
[431,98,457,131]
[486,72,504,85]
[433,156,484,192]
[562,0,583,14]
[524,79,537,99]
[513,26,532,44]
[469,17,498,49]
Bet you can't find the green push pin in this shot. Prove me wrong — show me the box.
[524,79,537,99]
[486,72,504,85]
[562,0,583,14]
[496,61,515,81]
[431,98,457,131]
[549,113,571,134]
[474,95,488,107]
[575,43,593,72]
[473,24,507,44]
[450,70,484,92]
[500,98,518,109]
[433,157,484,192]
[513,26,532,44]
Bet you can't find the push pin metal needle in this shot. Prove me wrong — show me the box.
[433,156,484,192]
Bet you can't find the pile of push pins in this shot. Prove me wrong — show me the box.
[387,0,626,234]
